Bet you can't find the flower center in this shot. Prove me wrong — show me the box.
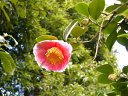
[45,47,64,65]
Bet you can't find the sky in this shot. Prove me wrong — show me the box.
[105,0,128,69]
[105,0,120,5]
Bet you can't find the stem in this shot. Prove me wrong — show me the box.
[79,32,99,43]
[103,11,116,29]
[103,1,128,29]
[92,19,104,61]
[88,1,128,63]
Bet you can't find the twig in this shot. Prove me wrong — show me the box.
[79,32,99,43]
[103,11,116,29]
[88,1,128,64]
[103,1,128,29]
[102,12,109,16]
[92,19,104,61]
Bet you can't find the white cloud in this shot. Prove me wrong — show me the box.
[105,0,120,5]
[113,42,128,69]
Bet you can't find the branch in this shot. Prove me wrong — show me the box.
[103,11,116,29]
[103,1,128,29]
[92,19,105,61]
[79,32,99,43]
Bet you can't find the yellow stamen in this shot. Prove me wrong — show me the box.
[45,47,64,65]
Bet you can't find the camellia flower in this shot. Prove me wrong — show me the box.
[33,40,72,72]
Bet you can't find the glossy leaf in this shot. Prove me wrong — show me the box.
[98,74,112,84]
[96,64,114,74]
[88,0,105,20]
[122,66,128,75]
[106,4,127,14]
[117,33,128,39]
[117,29,128,47]
[71,26,88,38]
[106,31,117,51]
[75,2,89,17]
[0,51,16,75]
[120,19,128,30]
[112,16,124,22]
[103,22,118,34]
[116,4,128,14]
[121,9,128,19]
[114,77,128,92]
[63,20,78,41]
[105,4,120,13]
[1,7,10,22]
[36,35,58,42]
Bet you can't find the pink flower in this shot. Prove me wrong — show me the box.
[33,40,72,72]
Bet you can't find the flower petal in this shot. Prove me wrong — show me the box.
[33,40,72,72]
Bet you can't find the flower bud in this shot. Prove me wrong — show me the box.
[108,74,117,81]
[81,19,89,26]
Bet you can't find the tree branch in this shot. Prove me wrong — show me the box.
[79,32,99,43]
[92,19,104,61]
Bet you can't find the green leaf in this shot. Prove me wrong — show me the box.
[10,0,18,5]
[71,26,88,38]
[0,48,4,51]
[0,51,16,75]
[106,31,117,51]
[88,0,105,20]
[98,74,112,84]
[36,35,58,42]
[71,43,81,49]
[107,92,116,96]
[122,66,128,75]
[116,4,128,14]
[17,6,26,18]
[75,2,89,17]
[105,4,120,13]
[1,7,10,22]
[114,77,128,92]
[106,4,128,14]
[121,9,128,19]
[96,64,114,74]
[112,15,123,22]
[117,29,128,47]
[120,20,128,30]
[103,22,118,34]
[117,33,128,39]
[118,0,128,3]
[63,20,78,41]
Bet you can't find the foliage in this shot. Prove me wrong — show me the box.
[0,34,17,75]
[68,0,128,95]
[0,0,128,96]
